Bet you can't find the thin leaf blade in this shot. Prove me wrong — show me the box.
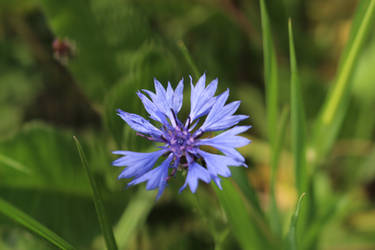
[114,189,155,249]
[177,40,200,79]
[231,167,264,219]
[312,0,375,163]
[260,0,279,147]
[269,105,290,234]
[287,193,306,250]
[214,180,272,250]
[0,153,31,174]
[288,19,307,194]
[0,197,76,250]
[260,0,282,234]
[73,136,118,250]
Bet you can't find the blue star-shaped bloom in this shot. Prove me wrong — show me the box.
[113,73,251,199]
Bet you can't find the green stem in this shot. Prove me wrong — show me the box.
[177,40,200,79]
[73,136,118,250]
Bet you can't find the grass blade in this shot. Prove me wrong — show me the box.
[312,0,375,162]
[177,40,200,79]
[286,193,306,250]
[288,19,307,194]
[259,0,282,234]
[0,197,75,250]
[0,153,31,174]
[269,105,290,234]
[338,0,373,70]
[231,167,264,218]
[114,189,155,249]
[260,0,279,146]
[73,136,118,250]
[302,196,347,249]
[214,180,273,250]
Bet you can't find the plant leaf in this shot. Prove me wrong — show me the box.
[114,189,155,250]
[177,40,200,79]
[0,197,76,250]
[312,0,375,163]
[0,153,31,174]
[214,179,273,250]
[231,167,264,219]
[269,105,290,235]
[286,193,306,250]
[260,0,282,234]
[288,19,307,194]
[73,136,118,250]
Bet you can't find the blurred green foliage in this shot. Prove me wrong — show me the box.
[0,0,375,249]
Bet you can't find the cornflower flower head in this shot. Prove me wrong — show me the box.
[112,74,251,199]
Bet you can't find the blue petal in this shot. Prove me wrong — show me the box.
[143,89,157,101]
[204,115,249,132]
[113,150,166,179]
[198,149,243,189]
[197,126,251,163]
[198,126,251,148]
[199,150,241,176]
[128,154,173,200]
[199,90,248,132]
[141,78,184,127]
[189,74,218,121]
[205,144,246,164]
[212,176,223,190]
[117,109,162,136]
[140,80,173,124]
[190,74,206,104]
[166,82,174,105]
[172,79,184,112]
[136,91,166,124]
[154,78,168,96]
[153,79,173,118]
[220,125,252,136]
[179,161,211,193]
[193,79,217,118]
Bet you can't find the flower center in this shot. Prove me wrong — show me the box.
[177,137,185,145]
[166,126,195,157]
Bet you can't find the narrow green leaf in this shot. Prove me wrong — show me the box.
[287,193,306,250]
[215,180,273,250]
[337,0,373,77]
[0,197,75,250]
[288,19,307,194]
[0,153,31,174]
[260,0,279,146]
[0,122,92,196]
[302,196,347,249]
[177,40,200,79]
[73,136,118,250]
[312,0,375,162]
[269,105,290,234]
[231,167,264,219]
[114,189,155,250]
[260,0,282,234]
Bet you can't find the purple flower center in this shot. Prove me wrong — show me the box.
[165,125,196,158]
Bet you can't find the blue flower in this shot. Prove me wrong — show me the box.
[113,73,251,199]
